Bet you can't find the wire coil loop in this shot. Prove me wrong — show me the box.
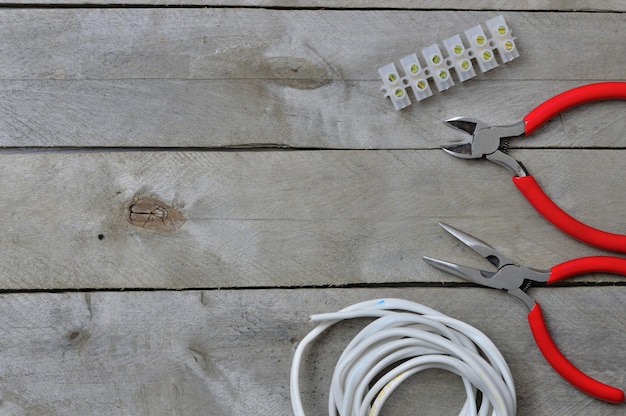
[290,298,516,416]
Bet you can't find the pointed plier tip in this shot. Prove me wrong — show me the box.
[422,223,515,289]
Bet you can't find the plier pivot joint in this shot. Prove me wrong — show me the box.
[444,117,527,177]
[442,82,626,253]
[424,223,626,404]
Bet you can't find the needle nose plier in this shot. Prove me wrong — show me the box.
[423,222,626,404]
[443,82,626,253]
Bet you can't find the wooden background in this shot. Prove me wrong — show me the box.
[0,2,624,415]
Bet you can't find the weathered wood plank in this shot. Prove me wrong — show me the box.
[1,0,623,11]
[0,149,624,289]
[0,5,621,416]
[0,10,624,148]
[2,10,623,81]
[2,79,626,149]
[0,288,622,415]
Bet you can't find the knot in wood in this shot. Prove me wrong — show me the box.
[127,197,185,233]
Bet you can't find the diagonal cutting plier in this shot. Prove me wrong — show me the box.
[423,222,625,404]
[443,82,626,253]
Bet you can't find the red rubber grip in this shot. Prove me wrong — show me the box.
[523,82,626,135]
[512,175,626,253]
[550,256,626,283]
[528,303,625,403]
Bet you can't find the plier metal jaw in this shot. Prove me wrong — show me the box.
[441,82,626,253]
[444,117,527,177]
[424,222,626,404]
[423,222,548,310]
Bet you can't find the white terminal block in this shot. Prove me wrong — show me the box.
[465,24,498,73]
[486,15,519,63]
[399,54,433,101]
[443,34,476,82]
[378,15,519,110]
[421,44,454,92]
[378,62,411,110]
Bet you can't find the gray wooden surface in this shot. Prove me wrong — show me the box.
[0,3,624,415]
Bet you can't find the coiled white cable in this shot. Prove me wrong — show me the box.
[290,298,516,416]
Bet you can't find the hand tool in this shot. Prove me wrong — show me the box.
[442,82,626,253]
[423,222,626,404]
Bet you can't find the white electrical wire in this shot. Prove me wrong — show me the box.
[290,298,516,416]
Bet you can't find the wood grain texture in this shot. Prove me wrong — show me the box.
[1,0,624,10]
[2,79,626,149]
[0,5,624,415]
[0,10,624,148]
[3,10,624,81]
[0,149,624,289]
[0,288,622,415]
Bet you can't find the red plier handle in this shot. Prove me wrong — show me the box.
[528,256,626,404]
[524,82,626,134]
[426,225,626,403]
[513,82,626,253]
